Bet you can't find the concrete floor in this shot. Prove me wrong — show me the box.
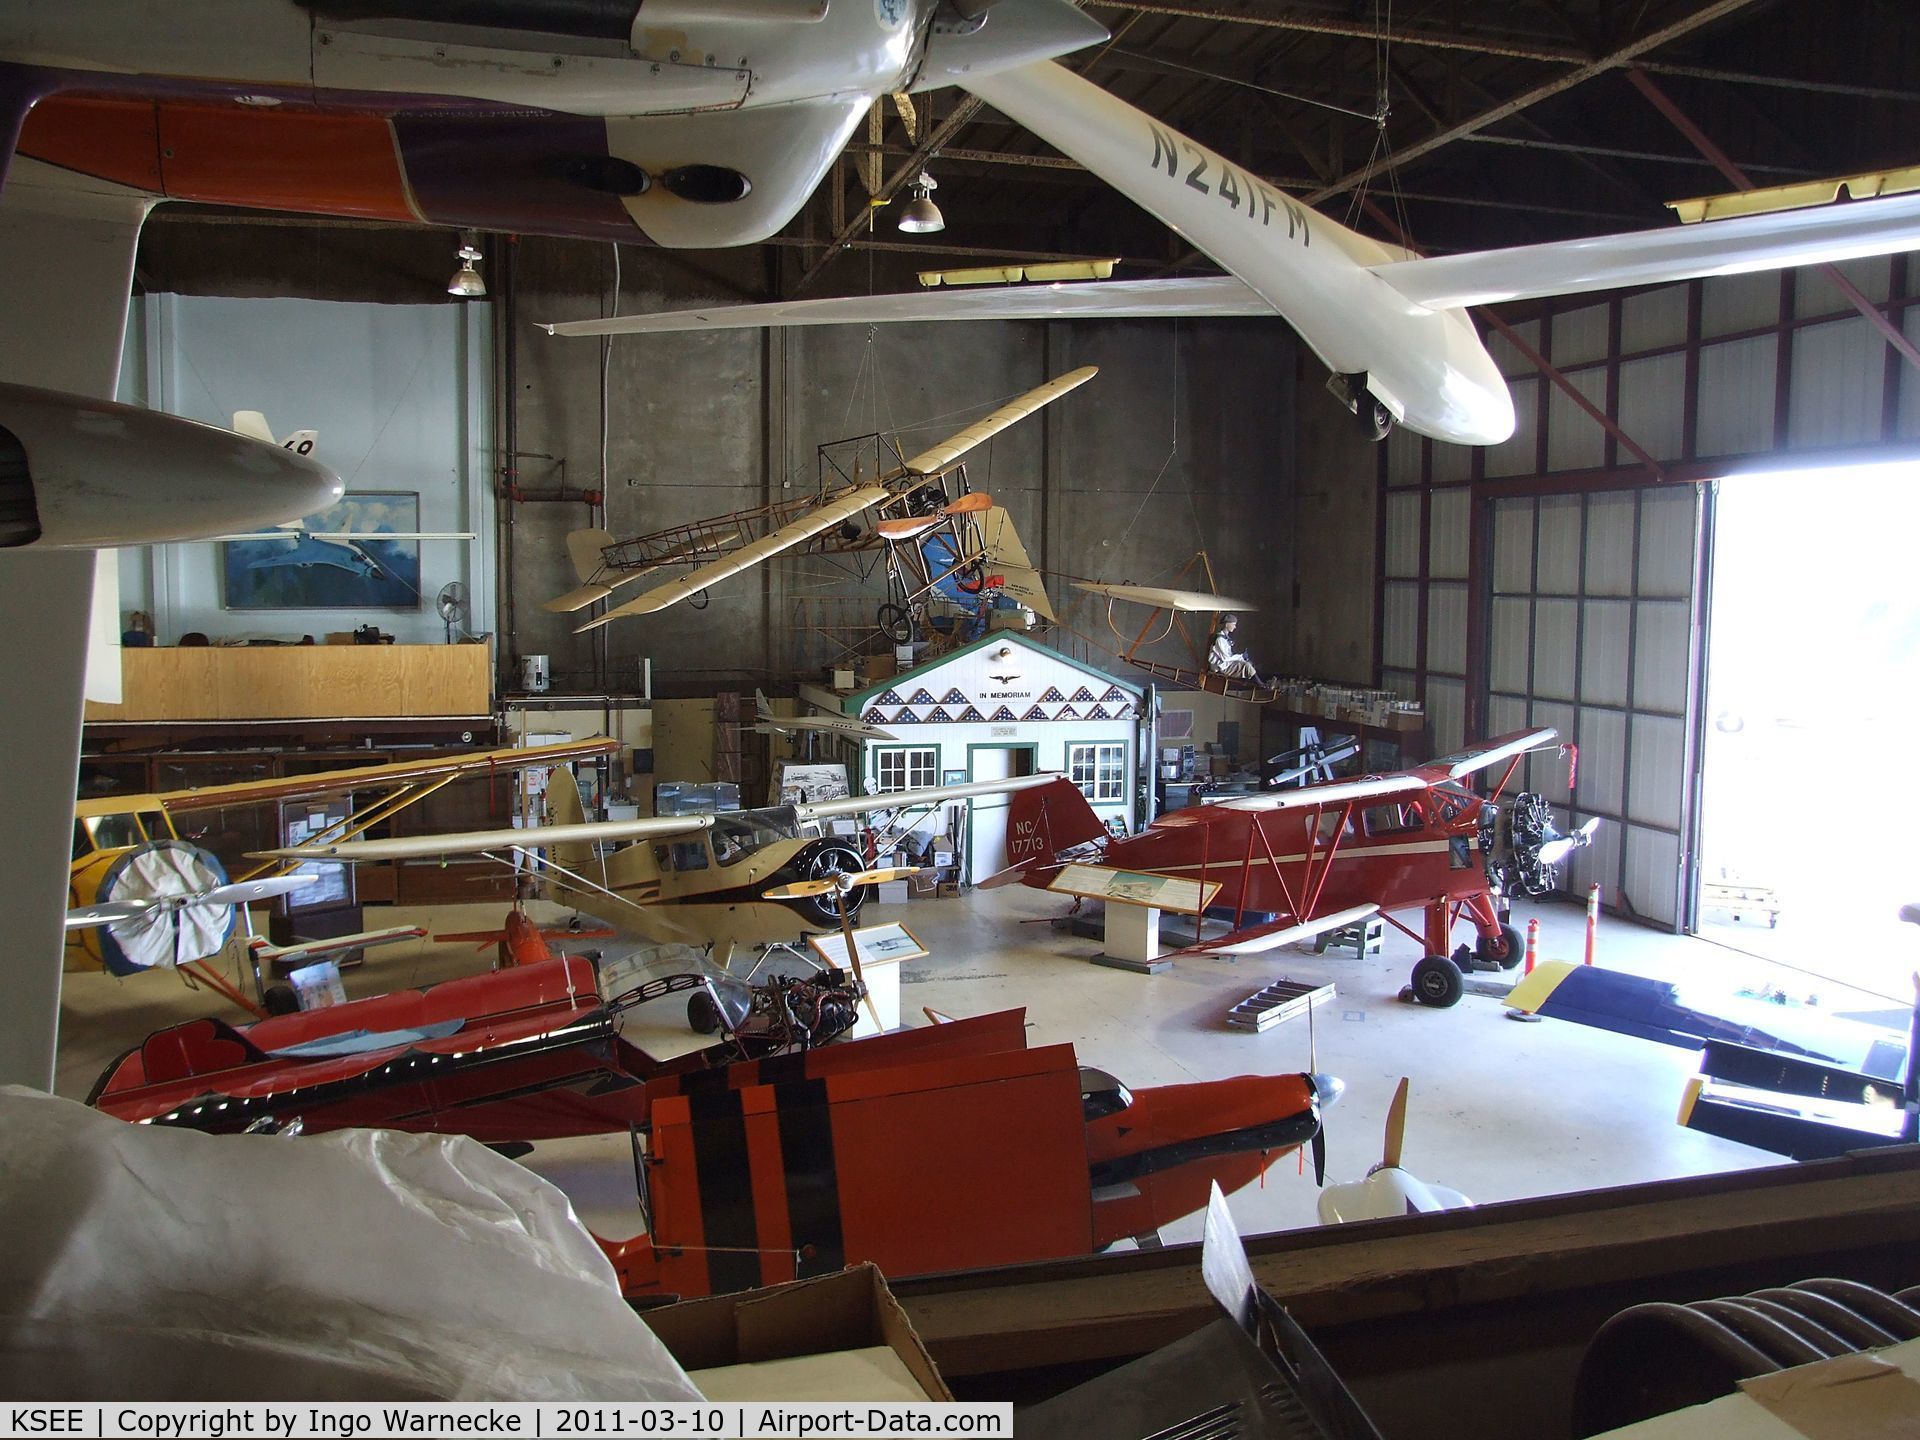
[52,886,1811,1254]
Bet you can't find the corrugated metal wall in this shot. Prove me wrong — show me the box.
[1378,255,1915,930]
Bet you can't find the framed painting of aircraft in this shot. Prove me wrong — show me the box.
[222,490,421,611]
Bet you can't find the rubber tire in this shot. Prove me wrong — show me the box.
[877,603,913,644]
[1410,954,1465,1008]
[686,990,721,1035]
[796,844,866,926]
[1478,923,1526,971]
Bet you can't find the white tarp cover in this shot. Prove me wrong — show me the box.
[102,842,231,967]
[0,1087,703,1402]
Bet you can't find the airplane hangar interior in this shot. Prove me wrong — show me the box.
[7,1,1920,1434]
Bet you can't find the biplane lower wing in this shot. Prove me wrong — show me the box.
[577,487,890,631]
[247,926,428,968]
[1179,902,1380,957]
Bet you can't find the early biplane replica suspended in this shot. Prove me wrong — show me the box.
[544,368,1091,641]
[989,727,1597,1006]
[258,769,1065,953]
[67,737,621,1011]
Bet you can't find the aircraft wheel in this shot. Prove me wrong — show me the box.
[1410,954,1464,1008]
[1478,923,1526,971]
[796,844,866,925]
[1362,398,1393,441]
[687,991,721,1035]
[877,603,913,644]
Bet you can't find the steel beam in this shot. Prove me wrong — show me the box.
[1625,65,1920,377]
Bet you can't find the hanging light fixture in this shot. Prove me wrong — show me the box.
[447,232,486,298]
[896,172,944,234]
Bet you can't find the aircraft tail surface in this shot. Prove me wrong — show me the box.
[978,505,1055,621]
[997,777,1108,880]
[566,529,616,584]
[542,763,598,879]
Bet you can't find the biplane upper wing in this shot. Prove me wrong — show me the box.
[1421,726,1559,782]
[255,773,1064,863]
[153,737,621,814]
[574,486,891,631]
[254,813,716,864]
[1183,903,1382,957]
[1215,773,1428,813]
[795,771,1063,823]
[1072,581,1256,612]
[900,365,1098,474]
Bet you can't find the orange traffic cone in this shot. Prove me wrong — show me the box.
[1584,883,1601,965]
[1524,917,1539,976]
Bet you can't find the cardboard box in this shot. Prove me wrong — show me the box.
[876,879,910,905]
[907,870,941,898]
[831,667,856,691]
[641,1264,952,1403]
[936,881,961,899]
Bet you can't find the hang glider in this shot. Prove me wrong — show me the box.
[545,61,1920,448]
[553,367,1095,634]
[1074,581,1256,613]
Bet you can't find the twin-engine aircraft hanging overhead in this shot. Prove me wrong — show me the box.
[548,59,1920,447]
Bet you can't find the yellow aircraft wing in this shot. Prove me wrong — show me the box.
[253,813,715,864]
[574,486,891,631]
[1073,580,1256,612]
[901,365,1098,474]
[140,737,620,815]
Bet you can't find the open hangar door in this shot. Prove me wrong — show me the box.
[1696,460,1920,1002]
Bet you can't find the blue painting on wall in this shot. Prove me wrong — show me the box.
[222,491,421,611]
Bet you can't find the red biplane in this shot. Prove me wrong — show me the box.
[993,727,1584,1006]
[88,937,1338,1300]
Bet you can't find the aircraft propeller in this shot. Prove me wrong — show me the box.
[65,873,317,930]
[761,864,913,1031]
[1536,816,1602,868]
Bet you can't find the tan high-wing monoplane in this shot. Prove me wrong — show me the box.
[545,368,1096,638]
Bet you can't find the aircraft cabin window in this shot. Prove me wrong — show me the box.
[137,810,171,840]
[710,811,789,866]
[1315,811,1353,841]
[669,841,709,873]
[86,813,141,850]
[1361,802,1421,837]
[72,820,91,861]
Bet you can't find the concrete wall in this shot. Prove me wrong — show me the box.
[505,241,1300,696]
[1289,363,1379,684]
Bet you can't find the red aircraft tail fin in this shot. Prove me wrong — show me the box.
[1003,776,1108,872]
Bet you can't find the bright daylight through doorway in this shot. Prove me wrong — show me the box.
[1697,459,1920,1017]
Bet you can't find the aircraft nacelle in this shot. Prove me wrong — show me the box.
[0,384,341,549]
[0,0,1106,250]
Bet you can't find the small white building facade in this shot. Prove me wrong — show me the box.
[805,633,1144,884]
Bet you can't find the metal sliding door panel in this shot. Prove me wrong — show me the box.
[1481,487,1703,930]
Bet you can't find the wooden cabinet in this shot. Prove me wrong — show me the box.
[83,644,490,722]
